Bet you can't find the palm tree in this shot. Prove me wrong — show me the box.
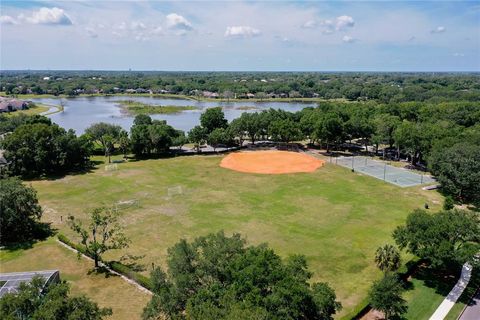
[375,244,401,275]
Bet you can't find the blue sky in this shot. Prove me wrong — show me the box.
[0,1,479,71]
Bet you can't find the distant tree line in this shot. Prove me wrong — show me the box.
[2,71,480,103]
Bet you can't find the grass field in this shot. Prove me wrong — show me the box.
[0,237,150,319]
[19,154,443,316]
[4,104,49,117]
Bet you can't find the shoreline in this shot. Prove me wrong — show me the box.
[1,92,348,104]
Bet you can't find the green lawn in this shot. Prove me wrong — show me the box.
[22,154,442,317]
[0,238,150,320]
[403,266,460,319]
[4,104,49,117]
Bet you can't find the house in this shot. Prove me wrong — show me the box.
[246,93,255,99]
[0,97,29,112]
[0,270,60,297]
[202,91,219,98]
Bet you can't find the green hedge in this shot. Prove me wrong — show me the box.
[57,234,152,291]
[108,261,152,290]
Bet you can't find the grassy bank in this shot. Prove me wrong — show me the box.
[0,237,150,320]
[2,92,348,103]
[26,154,442,317]
[116,100,197,115]
[4,104,49,117]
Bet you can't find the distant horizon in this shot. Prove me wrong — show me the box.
[2,69,480,74]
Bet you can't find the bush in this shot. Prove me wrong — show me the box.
[109,261,152,290]
[57,234,152,291]
[443,196,455,210]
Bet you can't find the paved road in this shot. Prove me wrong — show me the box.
[459,289,480,320]
[429,263,472,320]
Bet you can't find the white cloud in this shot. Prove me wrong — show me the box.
[342,35,356,43]
[225,26,261,38]
[20,7,72,25]
[130,21,146,31]
[85,27,98,38]
[453,52,465,57]
[302,20,317,29]
[304,15,355,34]
[431,26,446,34]
[0,15,18,25]
[151,26,164,36]
[165,13,192,30]
[335,15,355,30]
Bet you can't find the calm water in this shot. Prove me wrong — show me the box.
[31,96,316,134]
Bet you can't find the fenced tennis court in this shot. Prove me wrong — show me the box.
[332,156,435,187]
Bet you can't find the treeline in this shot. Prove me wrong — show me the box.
[2,71,480,103]
[1,100,479,204]
[0,115,92,177]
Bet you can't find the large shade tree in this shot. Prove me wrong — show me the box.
[0,178,43,244]
[368,275,407,320]
[143,231,341,320]
[393,209,480,268]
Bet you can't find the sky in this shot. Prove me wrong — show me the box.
[0,0,479,71]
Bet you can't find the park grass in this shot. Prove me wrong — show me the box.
[4,104,49,117]
[24,154,443,317]
[0,237,150,320]
[403,266,460,319]
[116,100,197,115]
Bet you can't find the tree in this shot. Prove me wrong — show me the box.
[172,130,188,149]
[102,134,114,163]
[188,125,207,152]
[374,244,401,275]
[68,207,130,268]
[200,107,228,133]
[143,231,341,320]
[118,130,130,159]
[368,274,407,320]
[429,142,480,205]
[269,118,302,143]
[1,122,92,177]
[0,178,43,244]
[315,113,344,152]
[207,128,231,151]
[133,114,153,126]
[0,276,112,320]
[393,209,480,268]
[84,122,122,160]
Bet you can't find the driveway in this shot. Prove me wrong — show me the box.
[459,289,480,320]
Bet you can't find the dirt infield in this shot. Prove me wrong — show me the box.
[220,150,325,174]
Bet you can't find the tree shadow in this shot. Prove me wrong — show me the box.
[119,254,146,272]
[405,264,461,297]
[87,266,119,279]
[1,222,56,251]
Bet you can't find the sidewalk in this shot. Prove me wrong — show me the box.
[428,263,472,320]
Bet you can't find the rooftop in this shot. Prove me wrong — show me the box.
[0,270,60,297]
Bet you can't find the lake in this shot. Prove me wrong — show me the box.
[31,96,317,134]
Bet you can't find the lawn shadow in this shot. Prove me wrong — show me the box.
[406,264,461,298]
[87,266,119,279]
[1,222,57,251]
